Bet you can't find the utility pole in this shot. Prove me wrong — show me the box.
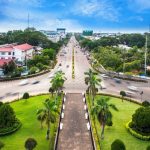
[28,13,30,30]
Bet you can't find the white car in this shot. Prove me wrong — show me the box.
[127,86,138,92]
[19,79,28,86]
[101,74,109,78]
[48,74,54,78]
[100,82,106,89]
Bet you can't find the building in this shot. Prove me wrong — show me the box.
[82,30,93,36]
[57,28,66,34]
[40,28,66,43]
[0,43,34,65]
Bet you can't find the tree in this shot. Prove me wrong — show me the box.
[111,139,126,150]
[50,71,66,104]
[130,107,150,134]
[120,91,126,102]
[29,67,38,74]
[23,92,29,100]
[147,145,150,150]
[84,69,101,106]
[91,97,118,139]
[0,103,16,128]
[49,87,54,97]
[37,111,46,129]
[2,60,16,75]
[37,99,57,140]
[142,101,150,107]
[0,141,4,150]
[24,138,37,150]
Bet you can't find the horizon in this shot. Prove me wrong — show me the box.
[0,0,150,33]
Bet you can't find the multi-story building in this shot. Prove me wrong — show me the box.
[0,43,34,65]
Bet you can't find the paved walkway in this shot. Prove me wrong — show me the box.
[57,93,93,150]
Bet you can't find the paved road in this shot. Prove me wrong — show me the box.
[57,93,93,150]
[0,36,150,102]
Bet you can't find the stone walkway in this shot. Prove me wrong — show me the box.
[57,93,93,150]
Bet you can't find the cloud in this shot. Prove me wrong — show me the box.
[128,0,150,11]
[72,0,119,22]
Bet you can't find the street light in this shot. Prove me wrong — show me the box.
[144,33,148,76]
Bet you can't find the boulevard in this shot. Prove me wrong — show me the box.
[0,36,150,103]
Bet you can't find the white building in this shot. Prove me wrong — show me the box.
[0,43,34,64]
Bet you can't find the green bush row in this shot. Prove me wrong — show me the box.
[126,121,150,141]
[0,119,22,136]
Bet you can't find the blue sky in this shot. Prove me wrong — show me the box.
[0,0,149,32]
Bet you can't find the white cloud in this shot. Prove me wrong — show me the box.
[2,0,44,7]
[128,0,150,11]
[72,0,119,22]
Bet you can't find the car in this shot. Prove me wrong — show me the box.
[125,91,135,96]
[19,79,28,86]
[48,74,54,78]
[101,74,109,78]
[32,80,40,84]
[100,82,106,89]
[66,65,69,68]
[59,63,62,66]
[127,86,138,92]
[114,78,121,83]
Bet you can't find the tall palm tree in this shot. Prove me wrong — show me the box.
[84,69,101,106]
[37,99,57,140]
[91,97,118,139]
[50,71,66,104]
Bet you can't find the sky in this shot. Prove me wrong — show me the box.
[0,0,150,33]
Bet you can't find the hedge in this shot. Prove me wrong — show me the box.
[0,119,22,136]
[126,121,150,141]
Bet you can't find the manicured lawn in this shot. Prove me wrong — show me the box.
[87,95,150,150]
[0,94,62,150]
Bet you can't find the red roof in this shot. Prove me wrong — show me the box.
[0,47,13,52]
[13,43,33,51]
[0,59,12,67]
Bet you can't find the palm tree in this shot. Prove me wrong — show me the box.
[37,99,57,140]
[37,111,46,129]
[50,71,66,104]
[84,69,101,106]
[91,97,118,139]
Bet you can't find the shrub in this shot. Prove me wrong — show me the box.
[23,92,30,99]
[142,101,150,107]
[111,139,126,150]
[36,63,44,71]
[25,138,37,150]
[0,103,21,136]
[0,102,3,108]
[147,145,150,150]
[0,119,21,136]
[126,121,150,140]
[29,67,38,74]
[0,141,4,149]
[131,107,150,134]
[0,103,16,128]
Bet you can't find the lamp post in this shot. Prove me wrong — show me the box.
[145,34,148,76]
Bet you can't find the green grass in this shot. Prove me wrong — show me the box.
[0,94,62,150]
[87,95,150,150]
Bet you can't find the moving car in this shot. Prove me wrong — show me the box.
[127,86,138,92]
[19,79,28,86]
[31,80,40,84]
